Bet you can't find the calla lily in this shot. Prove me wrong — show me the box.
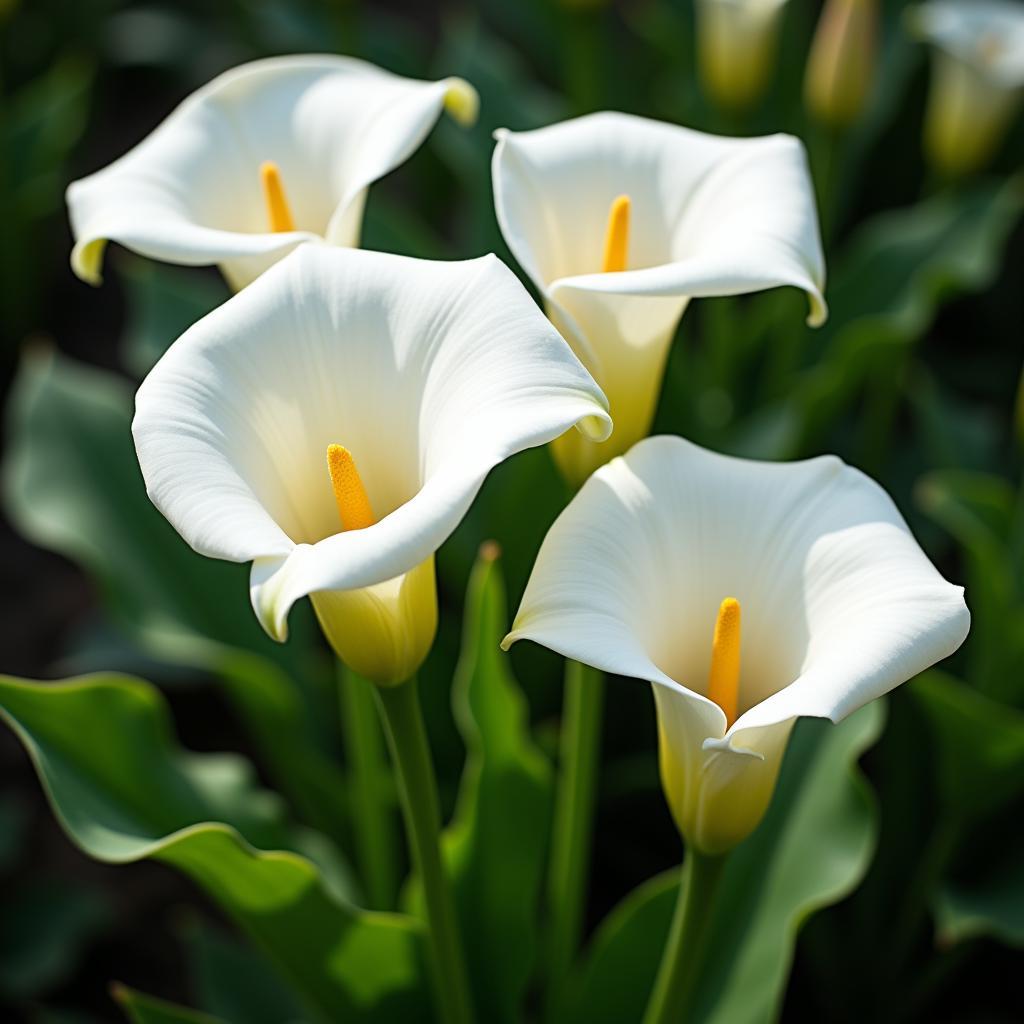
[805,0,879,126]
[908,0,1024,176]
[503,436,969,853]
[67,55,479,290]
[492,113,825,485]
[133,246,610,685]
[696,0,791,109]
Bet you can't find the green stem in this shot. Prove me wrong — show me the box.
[544,660,605,1019]
[338,664,398,910]
[376,679,474,1024]
[642,849,728,1024]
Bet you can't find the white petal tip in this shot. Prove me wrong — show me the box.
[443,79,480,128]
[577,408,614,443]
[71,237,107,286]
[806,291,828,328]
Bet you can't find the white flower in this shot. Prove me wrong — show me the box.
[492,113,825,485]
[67,55,479,290]
[696,0,791,109]
[503,436,969,853]
[133,246,610,684]
[908,0,1024,174]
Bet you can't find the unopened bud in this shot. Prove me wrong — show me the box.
[805,0,878,126]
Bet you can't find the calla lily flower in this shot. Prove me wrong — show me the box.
[492,113,825,485]
[696,0,791,109]
[908,0,1024,176]
[133,246,610,685]
[805,0,879,126]
[67,55,479,290]
[503,436,969,853]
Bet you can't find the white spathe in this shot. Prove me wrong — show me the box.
[67,55,479,290]
[908,1,1024,174]
[503,436,970,853]
[492,112,825,485]
[133,246,610,683]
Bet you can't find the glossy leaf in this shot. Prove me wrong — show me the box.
[910,673,1024,952]
[442,543,554,1022]
[0,673,428,1023]
[117,254,229,377]
[917,471,1024,701]
[749,177,1024,458]
[910,671,1024,823]
[3,346,347,841]
[935,831,1024,949]
[563,702,884,1024]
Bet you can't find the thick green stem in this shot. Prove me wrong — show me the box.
[642,848,729,1024]
[544,659,605,1019]
[338,664,398,910]
[376,679,474,1024]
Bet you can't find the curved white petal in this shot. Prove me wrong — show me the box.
[505,434,968,848]
[505,434,968,741]
[492,112,826,326]
[908,1,1024,87]
[134,246,610,640]
[68,55,478,285]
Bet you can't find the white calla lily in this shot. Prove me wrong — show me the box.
[67,55,479,290]
[503,436,969,853]
[908,0,1024,175]
[492,113,825,485]
[696,0,791,109]
[133,246,610,684]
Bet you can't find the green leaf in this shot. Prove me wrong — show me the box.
[564,702,884,1024]
[917,472,1024,701]
[910,671,1024,824]
[180,917,308,1024]
[117,254,229,377]
[113,986,225,1024]
[770,177,1024,457]
[0,673,428,1023]
[443,543,554,1022]
[935,830,1024,949]
[909,674,1024,952]
[3,346,348,842]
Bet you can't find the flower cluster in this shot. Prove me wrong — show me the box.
[63,27,979,1020]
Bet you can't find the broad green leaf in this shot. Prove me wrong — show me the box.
[917,472,1024,700]
[117,255,229,377]
[910,671,1024,823]
[935,830,1024,949]
[181,917,308,1024]
[443,543,554,1021]
[113,986,225,1024]
[910,673,1024,952]
[3,346,347,841]
[4,345,269,655]
[0,674,428,1023]
[563,702,884,1024]
[758,177,1024,458]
